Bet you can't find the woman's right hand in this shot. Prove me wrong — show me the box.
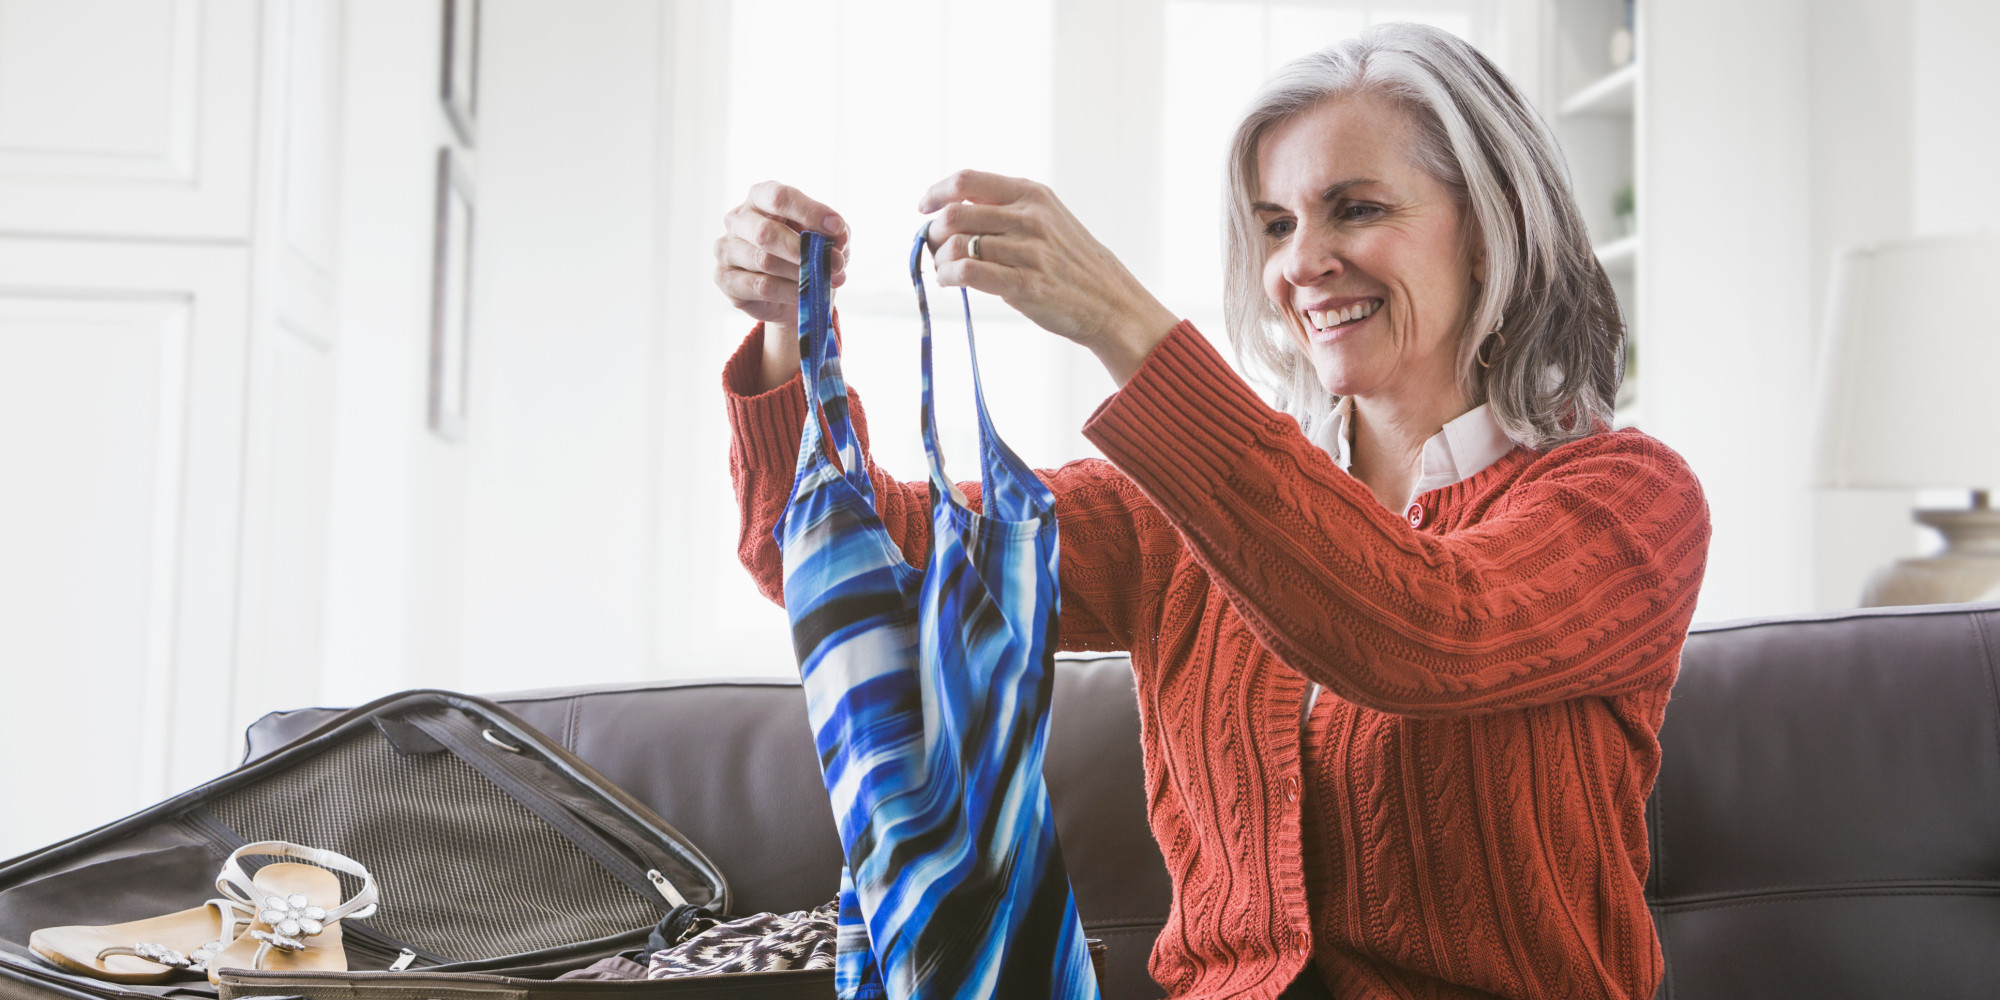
[713,181,849,392]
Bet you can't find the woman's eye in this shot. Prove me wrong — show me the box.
[1341,203,1382,221]
[1262,219,1294,239]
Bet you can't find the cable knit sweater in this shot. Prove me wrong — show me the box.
[725,320,1711,1000]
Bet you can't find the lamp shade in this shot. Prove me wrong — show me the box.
[1810,232,2000,490]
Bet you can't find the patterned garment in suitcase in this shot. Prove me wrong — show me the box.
[772,227,1098,1000]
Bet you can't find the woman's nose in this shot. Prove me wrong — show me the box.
[1282,226,1344,288]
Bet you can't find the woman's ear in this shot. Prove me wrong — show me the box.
[1465,209,1489,285]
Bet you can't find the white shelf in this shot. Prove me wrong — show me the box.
[1595,233,1639,273]
[1560,63,1638,117]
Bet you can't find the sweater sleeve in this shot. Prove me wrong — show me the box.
[1083,321,1711,717]
[724,322,1181,653]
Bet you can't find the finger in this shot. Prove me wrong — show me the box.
[917,169,1034,213]
[935,232,1021,270]
[746,181,848,246]
[809,242,848,286]
[717,266,797,313]
[722,234,801,281]
[932,255,1021,298]
[714,273,794,324]
[727,207,808,265]
[925,201,1022,248]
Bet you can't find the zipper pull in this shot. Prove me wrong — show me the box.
[646,868,688,908]
[388,949,417,971]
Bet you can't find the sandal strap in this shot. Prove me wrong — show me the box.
[95,906,243,973]
[96,937,225,972]
[96,943,191,969]
[207,897,254,944]
[214,841,380,923]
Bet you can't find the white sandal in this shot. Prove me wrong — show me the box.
[202,841,380,985]
[30,897,254,983]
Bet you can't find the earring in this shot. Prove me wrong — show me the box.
[1477,315,1506,369]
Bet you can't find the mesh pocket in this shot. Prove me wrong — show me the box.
[206,725,660,962]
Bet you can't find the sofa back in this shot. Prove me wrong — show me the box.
[1647,602,2000,999]
[247,604,2000,999]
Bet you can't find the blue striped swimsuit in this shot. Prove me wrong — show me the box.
[773,227,1099,1000]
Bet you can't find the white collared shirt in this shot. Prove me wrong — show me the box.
[1300,396,1521,722]
[1306,395,1520,511]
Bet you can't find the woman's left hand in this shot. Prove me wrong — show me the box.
[920,170,1180,384]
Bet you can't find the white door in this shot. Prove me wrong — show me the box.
[0,241,252,855]
[0,0,329,860]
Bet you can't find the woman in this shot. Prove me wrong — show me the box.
[714,23,1708,1000]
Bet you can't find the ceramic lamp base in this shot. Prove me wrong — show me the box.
[1861,506,2000,606]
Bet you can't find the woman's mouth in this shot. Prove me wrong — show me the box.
[1303,299,1383,344]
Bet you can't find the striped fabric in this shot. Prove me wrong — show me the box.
[772,227,1099,1000]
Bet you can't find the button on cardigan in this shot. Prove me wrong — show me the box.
[725,320,1712,1000]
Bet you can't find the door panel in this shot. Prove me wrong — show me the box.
[0,0,258,240]
[0,241,249,859]
[0,297,187,853]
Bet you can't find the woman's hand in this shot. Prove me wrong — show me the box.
[713,181,848,392]
[920,170,1179,384]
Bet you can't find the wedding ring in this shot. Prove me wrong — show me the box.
[968,234,983,261]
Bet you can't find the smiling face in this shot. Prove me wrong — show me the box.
[1255,93,1483,408]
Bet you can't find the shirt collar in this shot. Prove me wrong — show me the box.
[1308,396,1519,504]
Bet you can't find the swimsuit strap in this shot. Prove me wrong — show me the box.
[794,231,873,501]
[908,222,1055,522]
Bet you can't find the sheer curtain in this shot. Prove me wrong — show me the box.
[661,0,1493,677]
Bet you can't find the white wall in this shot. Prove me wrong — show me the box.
[1643,0,1817,621]
[320,0,459,703]
[1913,0,2000,236]
[456,0,665,691]
[1806,0,1920,611]
[651,0,802,676]
[329,0,682,699]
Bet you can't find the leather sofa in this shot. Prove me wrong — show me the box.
[246,602,2000,1000]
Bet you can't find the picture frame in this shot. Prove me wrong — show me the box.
[441,0,480,146]
[429,147,475,440]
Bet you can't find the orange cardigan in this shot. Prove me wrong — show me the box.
[725,320,1711,1000]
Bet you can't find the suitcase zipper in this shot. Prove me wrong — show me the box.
[388,948,418,971]
[646,868,688,907]
[409,712,693,909]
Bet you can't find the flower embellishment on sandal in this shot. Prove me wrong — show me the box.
[187,939,225,968]
[257,894,329,942]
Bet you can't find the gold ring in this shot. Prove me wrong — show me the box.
[968,234,983,261]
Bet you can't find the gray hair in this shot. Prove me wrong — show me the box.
[1221,22,1623,449]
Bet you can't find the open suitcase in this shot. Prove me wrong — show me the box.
[0,690,834,1000]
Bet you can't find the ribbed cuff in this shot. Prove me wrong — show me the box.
[1083,320,1300,512]
[722,323,810,463]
